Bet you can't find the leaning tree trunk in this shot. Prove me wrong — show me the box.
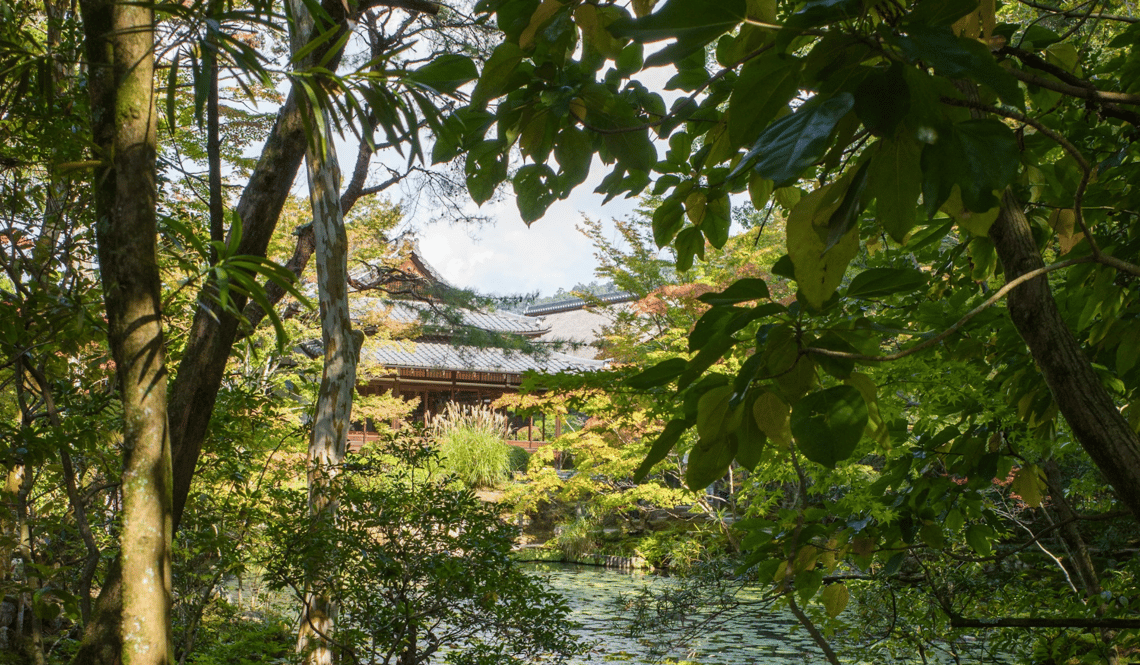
[79,0,172,662]
[287,2,361,663]
[990,190,1140,523]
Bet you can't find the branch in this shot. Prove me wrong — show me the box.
[363,0,441,15]
[1016,0,1137,23]
[951,617,1140,629]
[802,255,1093,362]
[1005,67,1140,106]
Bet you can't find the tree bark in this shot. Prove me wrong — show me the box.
[287,0,361,661]
[80,0,173,660]
[989,191,1140,523]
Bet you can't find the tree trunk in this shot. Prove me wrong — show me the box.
[79,0,173,661]
[990,190,1140,522]
[288,1,360,662]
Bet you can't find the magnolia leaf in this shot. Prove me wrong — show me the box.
[866,134,921,238]
[736,402,767,470]
[697,278,770,305]
[790,386,867,468]
[922,120,1020,216]
[513,165,558,225]
[686,433,738,490]
[627,357,688,389]
[406,54,478,94]
[965,524,993,556]
[1011,464,1047,508]
[787,184,861,309]
[742,93,855,187]
[753,392,792,448]
[846,267,928,299]
[697,385,741,441]
[609,0,747,66]
[634,419,690,481]
[728,51,801,147]
[820,583,849,618]
[1048,208,1085,254]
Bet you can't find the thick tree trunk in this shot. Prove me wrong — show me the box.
[287,2,360,662]
[990,191,1140,522]
[80,0,172,661]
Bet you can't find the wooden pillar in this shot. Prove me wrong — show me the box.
[555,414,562,438]
[527,414,533,442]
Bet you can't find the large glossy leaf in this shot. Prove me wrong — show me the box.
[785,0,863,31]
[903,0,979,27]
[741,93,855,188]
[697,278,770,305]
[627,357,688,389]
[633,419,690,481]
[787,184,860,309]
[753,392,792,448]
[696,385,741,441]
[406,54,478,94]
[846,267,928,299]
[853,63,909,136]
[685,433,738,490]
[609,0,746,67]
[866,135,923,242]
[890,24,1023,108]
[728,52,801,147]
[921,119,1019,215]
[471,42,526,105]
[465,139,507,205]
[791,385,868,468]
[513,164,557,224]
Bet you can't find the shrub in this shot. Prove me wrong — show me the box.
[507,445,531,475]
[263,440,585,665]
[430,403,512,489]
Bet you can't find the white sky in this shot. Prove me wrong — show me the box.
[413,160,638,299]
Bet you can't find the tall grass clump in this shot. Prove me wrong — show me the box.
[429,402,512,489]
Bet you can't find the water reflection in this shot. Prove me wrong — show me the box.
[523,562,823,664]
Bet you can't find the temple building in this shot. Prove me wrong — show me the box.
[320,247,618,450]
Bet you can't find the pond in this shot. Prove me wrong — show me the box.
[522,562,825,665]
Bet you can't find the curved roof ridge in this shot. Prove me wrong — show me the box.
[523,291,638,316]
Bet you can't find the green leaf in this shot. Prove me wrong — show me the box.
[853,63,910,136]
[846,268,928,299]
[472,42,526,106]
[965,524,993,557]
[728,51,802,147]
[685,433,737,490]
[634,420,690,482]
[627,357,688,389]
[652,197,685,247]
[675,226,705,271]
[824,159,871,251]
[753,391,792,448]
[903,0,979,27]
[741,93,855,188]
[820,583,849,618]
[609,0,747,67]
[866,135,923,242]
[553,125,593,193]
[465,139,507,205]
[699,194,731,248]
[697,385,742,441]
[890,24,1024,109]
[736,400,767,470]
[787,184,861,309]
[697,278,770,305]
[1011,464,1046,508]
[513,164,557,224]
[785,0,863,31]
[922,119,1019,215]
[406,54,478,94]
[790,385,868,468]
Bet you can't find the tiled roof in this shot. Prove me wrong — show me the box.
[523,291,639,316]
[360,339,606,375]
[351,297,550,336]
